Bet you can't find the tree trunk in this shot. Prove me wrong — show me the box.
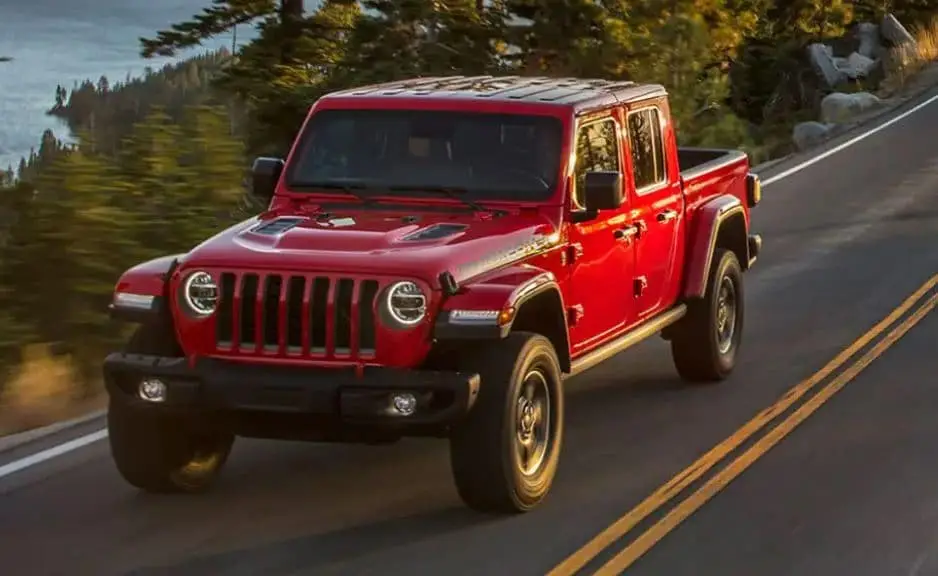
[279,0,305,63]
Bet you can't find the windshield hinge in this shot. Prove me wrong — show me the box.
[561,243,583,266]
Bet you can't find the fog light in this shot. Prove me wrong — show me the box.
[138,378,167,403]
[390,392,417,416]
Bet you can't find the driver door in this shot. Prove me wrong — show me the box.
[566,113,636,355]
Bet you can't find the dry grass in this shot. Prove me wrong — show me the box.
[881,17,938,94]
[0,344,104,436]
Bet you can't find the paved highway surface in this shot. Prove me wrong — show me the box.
[2,90,938,576]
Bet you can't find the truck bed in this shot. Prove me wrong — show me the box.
[678,147,748,183]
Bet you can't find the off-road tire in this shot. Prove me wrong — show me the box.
[448,332,564,514]
[108,324,234,493]
[670,248,744,383]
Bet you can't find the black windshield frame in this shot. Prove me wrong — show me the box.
[283,108,564,203]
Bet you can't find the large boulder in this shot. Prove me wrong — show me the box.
[792,121,834,151]
[881,13,916,47]
[808,43,847,88]
[840,52,879,79]
[855,22,882,58]
[820,92,884,124]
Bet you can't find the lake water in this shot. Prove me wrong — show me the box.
[0,0,241,170]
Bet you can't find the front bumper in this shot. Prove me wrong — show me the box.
[103,353,480,427]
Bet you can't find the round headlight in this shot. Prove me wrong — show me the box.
[183,271,218,316]
[385,281,427,326]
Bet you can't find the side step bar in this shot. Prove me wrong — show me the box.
[567,305,687,378]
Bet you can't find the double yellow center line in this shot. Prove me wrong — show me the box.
[548,273,938,575]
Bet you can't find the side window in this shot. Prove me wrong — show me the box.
[627,108,666,191]
[573,118,620,208]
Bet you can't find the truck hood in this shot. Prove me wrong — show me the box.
[181,204,563,286]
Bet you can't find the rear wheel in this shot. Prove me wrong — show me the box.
[107,324,234,493]
[670,248,744,382]
[448,332,564,514]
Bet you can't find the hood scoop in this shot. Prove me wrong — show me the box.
[400,223,468,242]
[251,216,307,236]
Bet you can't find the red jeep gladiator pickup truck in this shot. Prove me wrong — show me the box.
[104,75,762,514]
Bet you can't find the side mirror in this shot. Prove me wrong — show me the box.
[583,171,623,211]
[251,157,285,204]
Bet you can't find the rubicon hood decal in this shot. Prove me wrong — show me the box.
[451,231,560,284]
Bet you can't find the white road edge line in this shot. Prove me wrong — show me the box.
[0,429,108,480]
[2,90,937,482]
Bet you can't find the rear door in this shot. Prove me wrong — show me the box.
[566,112,636,354]
[624,100,684,319]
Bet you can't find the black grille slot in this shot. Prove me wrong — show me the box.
[217,273,236,345]
[239,274,259,348]
[335,279,355,351]
[359,280,379,352]
[286,276,305,351]
[262,275,282,349]
[310,278,329,350]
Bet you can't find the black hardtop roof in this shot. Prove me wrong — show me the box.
[322,75,668,111]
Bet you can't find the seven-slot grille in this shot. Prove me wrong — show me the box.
[214,272,381,359]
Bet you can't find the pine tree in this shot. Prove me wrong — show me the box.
[216,0,361,155]
[116,108,191,260]
[503,0,609,76]
[140,1,287,58]
[57,138,139,381]
[177,105,248,230]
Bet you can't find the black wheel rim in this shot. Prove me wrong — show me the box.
[514,368,551,477]
[716,275,737,354]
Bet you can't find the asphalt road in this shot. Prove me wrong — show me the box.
[2,90,938,576]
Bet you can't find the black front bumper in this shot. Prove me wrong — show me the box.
[103,353,480,428]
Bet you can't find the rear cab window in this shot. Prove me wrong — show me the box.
[626,107,667,193]
[572,116,621,209]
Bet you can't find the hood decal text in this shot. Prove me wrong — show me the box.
[452,232,558,284]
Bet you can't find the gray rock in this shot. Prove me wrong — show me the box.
[807,43,847,88]
[855,22,882,59]
[820,92,884,124]
[881,13,916,47]
[841,51,878,79]
[792,121,833,151]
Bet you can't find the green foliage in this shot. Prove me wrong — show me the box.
[0,104,244,385]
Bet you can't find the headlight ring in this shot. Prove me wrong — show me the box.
[384,281,427,327]
[182,270,218,316]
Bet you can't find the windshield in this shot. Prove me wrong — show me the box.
[284,109,563,202]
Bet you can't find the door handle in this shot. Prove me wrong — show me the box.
[614,224,640,241]
[656,209,678,223]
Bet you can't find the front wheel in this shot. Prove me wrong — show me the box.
[670,248,745,383]
[108,323,234,493]
[108,400,234,493]
[448,332,564,514]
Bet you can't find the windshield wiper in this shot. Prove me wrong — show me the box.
[290,181,384,204]
[392,185,504,216]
